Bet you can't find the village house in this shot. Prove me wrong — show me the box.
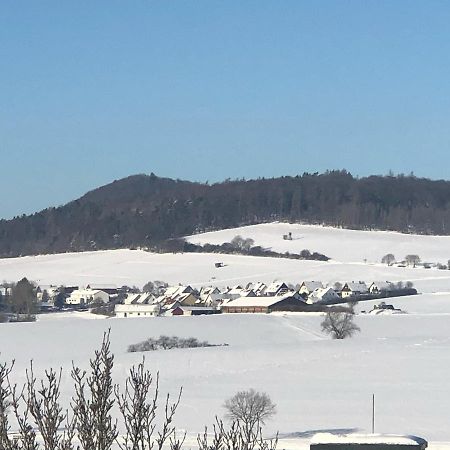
[265,281,290,296]
[115,303,160,318]
[199,286,221,301]
[368,281,394,295]
[221,292,305,314]
[341,282,369,298]
[66,289,110,306]
[307,287,340,304]
[86,284,119,297]
[299,281,324,298]
[251,282,268,296]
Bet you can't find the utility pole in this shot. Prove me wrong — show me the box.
[372,394,375,434]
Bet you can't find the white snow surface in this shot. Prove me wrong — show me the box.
[1,224,450,446]
[1,311,450,444]
[186,223,450,264]
[0,250,450,294]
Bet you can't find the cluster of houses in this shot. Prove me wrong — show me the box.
[0,279,415,318]
[114,279,415,317]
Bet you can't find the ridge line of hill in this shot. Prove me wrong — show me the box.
[1,170,450,257]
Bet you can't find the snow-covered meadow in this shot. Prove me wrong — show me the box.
[1,223,450,446]
[2,306,450,446]
[1,223,450,293]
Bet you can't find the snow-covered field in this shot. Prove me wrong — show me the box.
[1,223,450,446]
[2,308,450,446]
[187,223,450,265]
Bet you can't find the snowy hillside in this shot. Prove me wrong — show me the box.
[1,311,450,443]
[1,248,450,293]
[186,223,450,264]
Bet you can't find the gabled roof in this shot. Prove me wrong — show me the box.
[223,292,303,308]
[300,281,324,291]
[369,281,394,291]
[311,287,338,299]
[265,281,288,294]
[252,282,267,294]
[343,282,368,292]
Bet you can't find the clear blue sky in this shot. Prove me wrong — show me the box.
[1,1,450,219]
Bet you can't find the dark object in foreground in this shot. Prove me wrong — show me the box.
[310,433,427,450]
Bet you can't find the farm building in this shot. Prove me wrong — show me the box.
[115,303,160,318]
[221,292,305,314]
[310,433,427,450]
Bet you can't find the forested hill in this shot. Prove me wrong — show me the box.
[1,171,450,257]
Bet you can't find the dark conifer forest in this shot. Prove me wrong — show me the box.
[1,170,449,257]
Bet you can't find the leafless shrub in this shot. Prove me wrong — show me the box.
[0,360,17,450]
[25,364,75,450]
[128,336,218,353]
[115,358,183,450]
[71,330,118,450]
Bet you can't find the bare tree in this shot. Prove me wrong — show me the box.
[115,358,183,450]
[25,364,75,450]
[405,254,420,268]
[381,254,395,265]
[0,360,18,450]
[321,311,360,339]
[71,330,118,450]
[224,389,276,444]
[198,417,278,450]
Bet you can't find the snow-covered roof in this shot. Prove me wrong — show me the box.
[115,304,159,313]
[252,282,267,294]
[70,289,107,297]
[370,281,394,291]
[343,282,368,292]
[311,433,427,447]
[300,281,324,291]
[265,281,288,294]
[311,287,338,299]
[223,292,303,308]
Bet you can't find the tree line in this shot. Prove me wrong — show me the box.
[1,171,450,257]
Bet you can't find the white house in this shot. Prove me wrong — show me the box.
[368,281,394,294]
[265,281,290,296]
[251,282,268,296]
[66,289,109,306]
[341,282,368,298]
[307,287,340,304]
[299,281,324,297]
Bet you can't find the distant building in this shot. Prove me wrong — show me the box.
[265,281,290,296]
[341,282,368,298]
[86,285,118,296]
[221,292,305,314]
[307,287,339,304]
[66,289,109,306]
[115,303,160,318]
[368,281,394,295]
[299,281,324,297]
